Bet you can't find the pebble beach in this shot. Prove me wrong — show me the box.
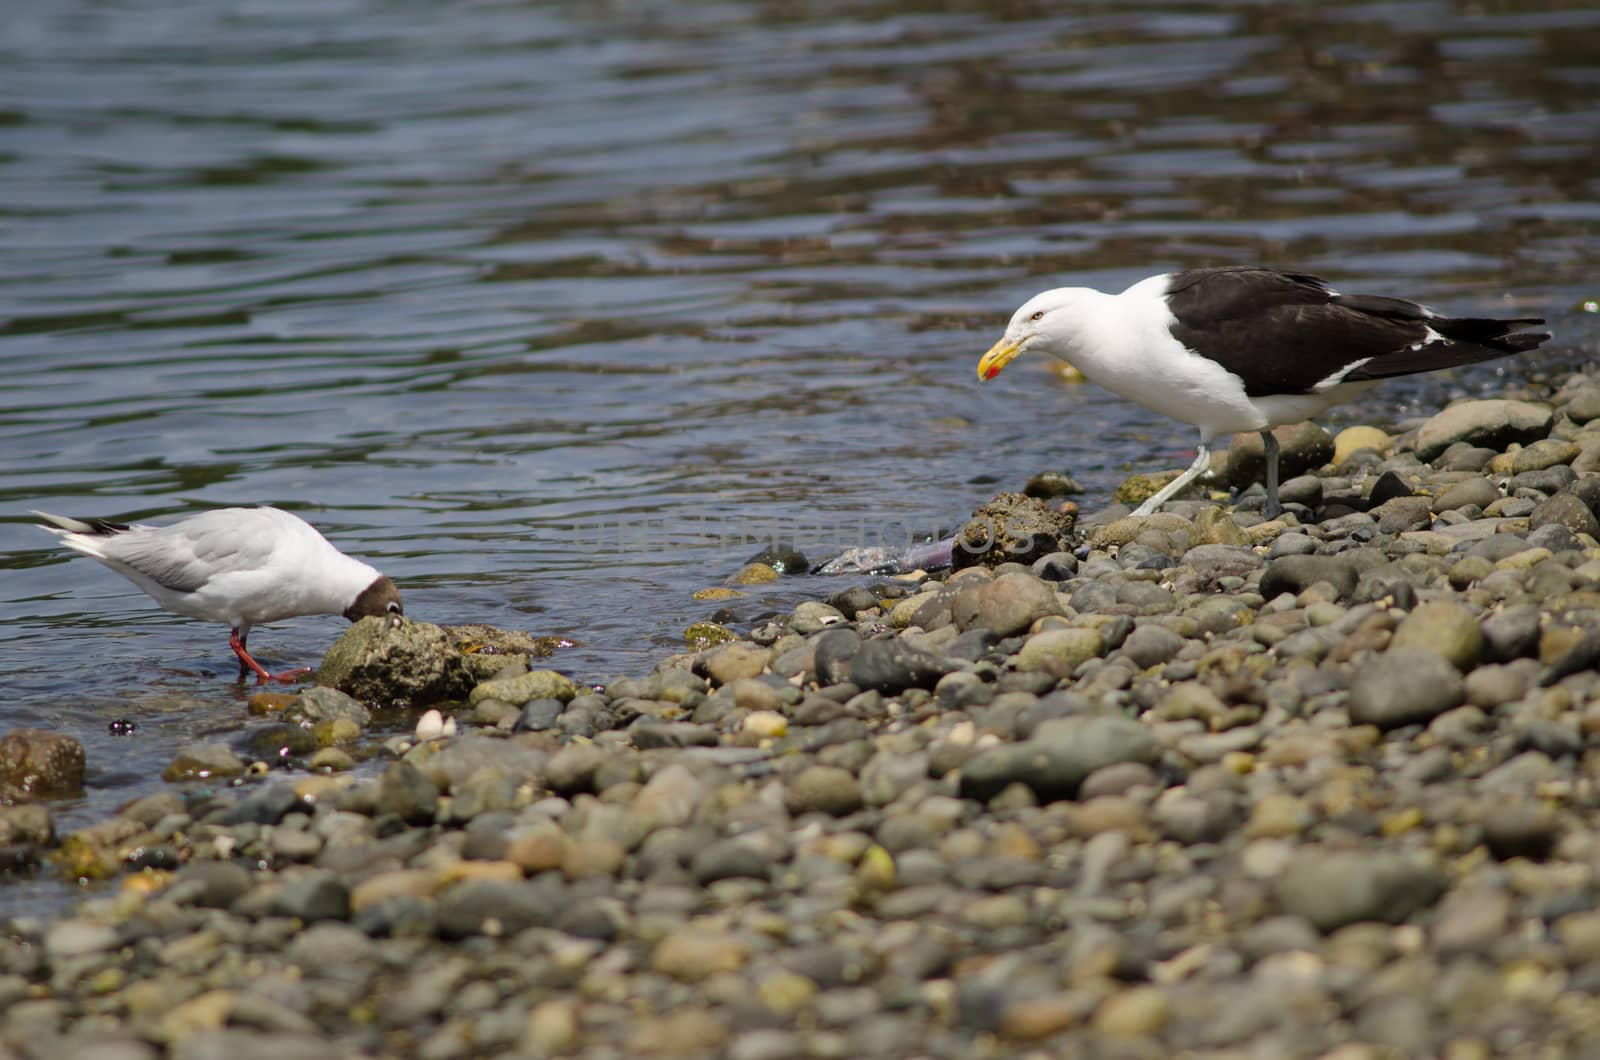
[6,362,1600,1060]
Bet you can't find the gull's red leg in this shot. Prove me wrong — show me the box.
[229,628,311,684]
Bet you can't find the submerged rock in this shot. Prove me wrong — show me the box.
[684,622,738,650]
[0,729,85,799]
[745,542,809,574]
[162,741,247,782]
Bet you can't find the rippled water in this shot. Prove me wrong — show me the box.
[2,0,1597,909]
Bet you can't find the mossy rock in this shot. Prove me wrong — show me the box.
[1112,471,1183,506]
[316,617,475,707]
[685,622,738,649]
[467,669,579,707]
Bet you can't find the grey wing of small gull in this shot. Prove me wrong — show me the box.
[102,517,277,595]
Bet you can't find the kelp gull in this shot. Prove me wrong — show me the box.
[977,265,1550,517]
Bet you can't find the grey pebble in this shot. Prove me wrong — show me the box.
[1347,650,1464,729]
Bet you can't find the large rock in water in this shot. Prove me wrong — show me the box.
[316,617,475,706]
[0,729,85,798]
[951,492,1076,571]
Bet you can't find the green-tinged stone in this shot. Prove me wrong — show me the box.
[1112,471,1182,506]
[684,622,738,649]
[1193,506,1247,546]
[162,742,246,783]
[1015,628,1104,679]
[313,718,362,747]
[730,562,780,585]
[56,833,122,881]
[468,669,578,707]
[246,692,297,716]
[857,844,896,892]
[316,616,475,707]
[443,623,565,657]
[309,747,355,772]
[693,587,746,601]
[0,729,85,798]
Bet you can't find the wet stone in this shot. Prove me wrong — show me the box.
[287,686,372,727]
[0,729,86,798]
[514,698,566,732]
[240,723,319,761]
[469,668,577,707]
[317,616,474,706]
[163,742,246,783]
[220,784,305,826]
[747,542,809,574]
[0,803,53,847]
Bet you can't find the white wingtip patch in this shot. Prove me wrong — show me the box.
[1407,326,1446,352]
[1314,356,1373,391]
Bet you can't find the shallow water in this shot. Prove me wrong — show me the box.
[1,0,1597,912]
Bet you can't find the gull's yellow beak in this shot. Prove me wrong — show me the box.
[977,336,1023,381]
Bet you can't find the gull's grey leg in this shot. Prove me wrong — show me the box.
[1260,430,1282,518]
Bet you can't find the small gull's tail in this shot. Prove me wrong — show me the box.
[32,510,132,537]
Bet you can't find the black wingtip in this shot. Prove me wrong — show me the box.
[33,510,131,535]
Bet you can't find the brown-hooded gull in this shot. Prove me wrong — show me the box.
[34,506,402,683]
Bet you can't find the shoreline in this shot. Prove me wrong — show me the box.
[4,362,1600,1058]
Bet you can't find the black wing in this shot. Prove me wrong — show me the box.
[1164,266,1548,396]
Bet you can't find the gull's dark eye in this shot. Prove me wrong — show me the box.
[388,601,402,614]
[1029,310,1045,322]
